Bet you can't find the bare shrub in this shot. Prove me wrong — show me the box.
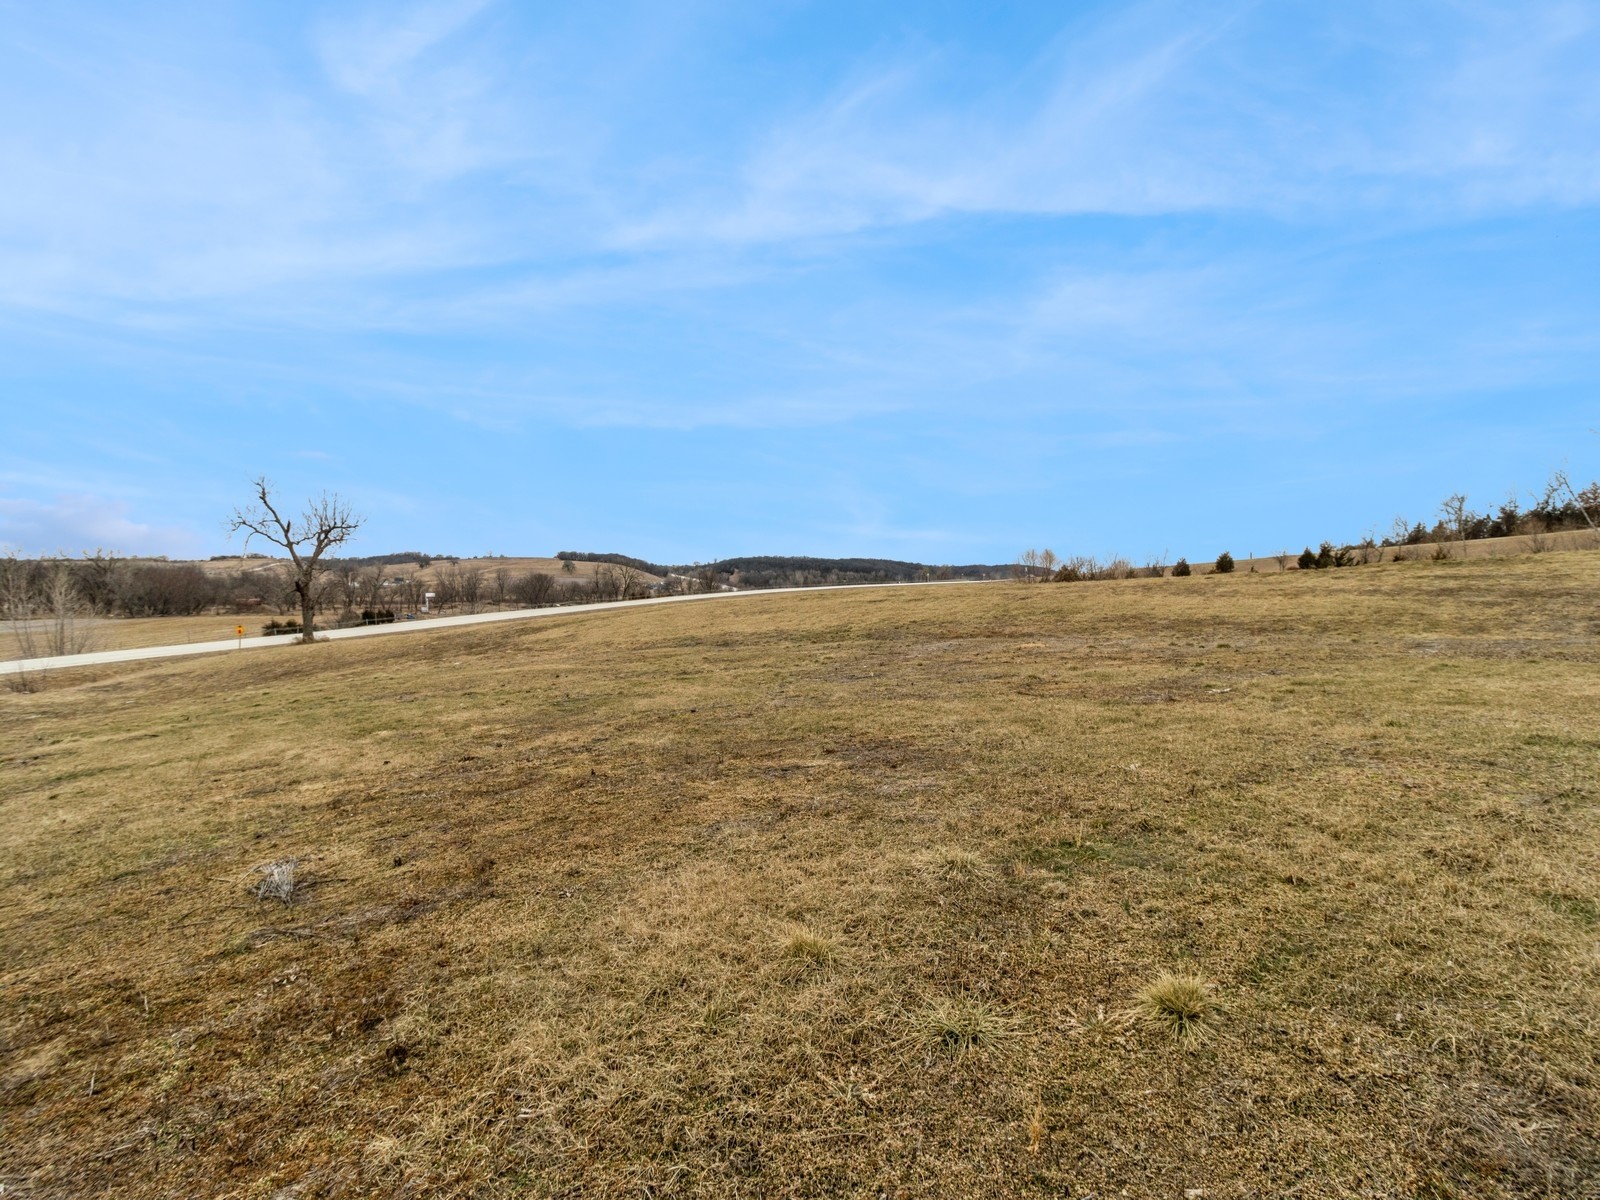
[254,858,301,904]
[4,663,38,693]
[3,555,97,659]
[1053,556,1137,583]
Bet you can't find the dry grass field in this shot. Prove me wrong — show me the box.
[3,554,1598,1198]
[1198,529,1598,575]
[1,614,270,660]
[3,558,664,660]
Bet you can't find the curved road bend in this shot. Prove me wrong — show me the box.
[0,579,994,676]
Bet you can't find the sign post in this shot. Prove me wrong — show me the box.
[235,624,244,648]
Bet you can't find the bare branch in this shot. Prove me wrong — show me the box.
[1545,467,1600,533]
[228,478,363,644]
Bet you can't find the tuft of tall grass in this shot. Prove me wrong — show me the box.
[778,926,838,974]
[923,846,995,883]
[1134,972,1218,1044]
[912,996,1018,1056]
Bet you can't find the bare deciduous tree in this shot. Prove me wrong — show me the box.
[613,564,645,600]
[592,563,621,601]
[513,571,555,606]
[1544,468,1600,534]
[433,564,461,611]
[328,561,360,617]
[394,571,427,614]
[1359,530,1379,565]
[229,478,362,644]
[1438,492,1470,557]
[457,567,484,614]
[356,567,386,612]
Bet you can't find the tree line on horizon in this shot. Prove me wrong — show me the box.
[554,551,1013,588]
[4,465,1596,662]
[1016,466,1600,583]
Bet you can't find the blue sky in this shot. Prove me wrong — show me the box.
[2,1,1597,564]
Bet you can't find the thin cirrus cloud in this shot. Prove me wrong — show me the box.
[313,0,498,98]
[621,2,1600,250]
[0,0,1596,563]
[0,493,202,558]
[1,1,1594,320]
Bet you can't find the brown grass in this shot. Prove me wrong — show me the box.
[0,613,255,660]
[3,554,1599,1197]
[2,558,666,660]
[1209,527,1599,573]
[1134,972,1218,1044]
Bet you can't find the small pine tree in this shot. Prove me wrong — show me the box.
[1214,551,1235,574]
[1172,558,1192,577]
[1297,547,1317,570]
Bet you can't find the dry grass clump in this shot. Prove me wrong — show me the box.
[922,845,996,883]
[697,996,739,1033]
[776,925,839,979]
[911,995,1018,1056]
[1133,972,1219,1045]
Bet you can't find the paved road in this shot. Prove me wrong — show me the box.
[0,580,992,676]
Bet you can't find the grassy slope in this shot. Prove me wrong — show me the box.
[3,556,1598,1198]
[2,557,656,659]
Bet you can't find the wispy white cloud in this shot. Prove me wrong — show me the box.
[623,1,1600,248]
[2,0,1594,334]
[0,493,203,558]
[314,0,498,98]
[0,0,1594,446]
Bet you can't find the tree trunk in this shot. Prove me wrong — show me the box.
[298,578,317,644]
